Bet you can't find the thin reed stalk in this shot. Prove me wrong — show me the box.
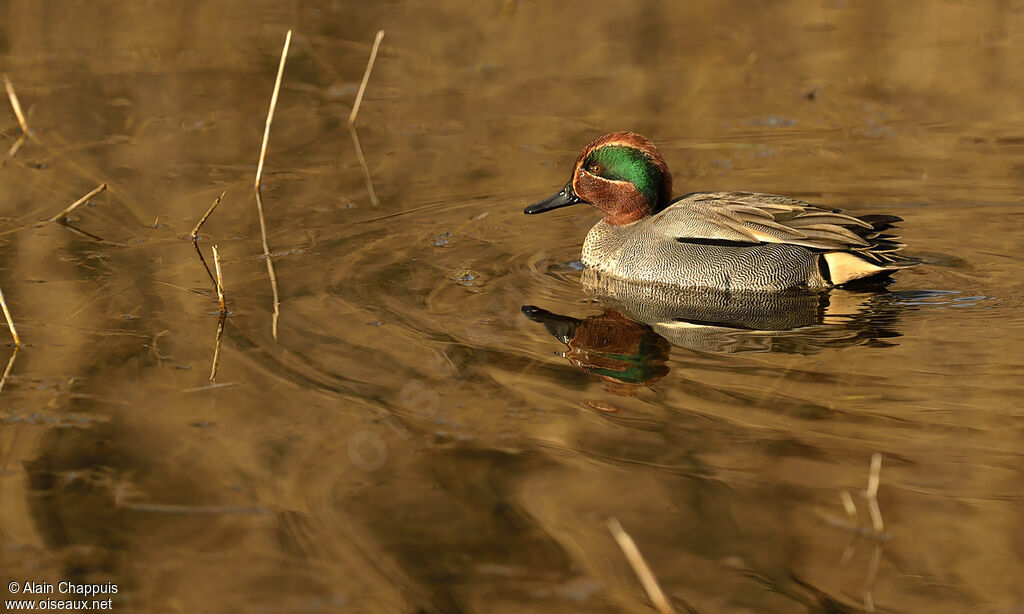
[210,245,227,382]
[349,30,384,125]
[0,345,17,393]
[0,285,21,347]
[823,454,887,537]
[349,125,378,206]
[254,189,281,339]
[191,191,225,240]
[48,183,107,223]
[210,315,226,383]
[840,490,857,523]
[212,245,226,313]
[863,543,881,613]
[866,453,884,533]
[6,134,25,158]
[2,74,30,135]
[191,191,225,290]
[255,30,292,190]
[607,517,675,614]
[253,30,290,340]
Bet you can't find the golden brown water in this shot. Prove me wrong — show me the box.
[2,2,1024,612]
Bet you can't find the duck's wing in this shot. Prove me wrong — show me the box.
[651,191,900,252]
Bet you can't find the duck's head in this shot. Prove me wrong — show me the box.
[524,132,673,226]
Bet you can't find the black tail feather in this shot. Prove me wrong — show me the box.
[859,214,903,231]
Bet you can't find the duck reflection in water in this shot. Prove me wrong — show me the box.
[522,305,672,387]
[524,269,905,387]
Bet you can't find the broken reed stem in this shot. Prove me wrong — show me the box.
[7,134,26,158]
[0,285,21,347]
[211,245,226,313]
[254,29,292,190]
[2,74,30,136]
[0,344,17,393]
[349,30,385,125]
[48,183,107,223]
[209,245,226,382]
[840,490,858,523]
[191,191,225,291]
[349,125,378,206]
[866,453,884,533]
[607,517,675,614]
[191,191,225,240]
[254,189,281,340]
[211,311,226,383]
[863,543,881,614]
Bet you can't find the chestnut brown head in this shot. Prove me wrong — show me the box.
[525,132,673,226]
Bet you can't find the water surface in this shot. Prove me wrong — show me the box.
[2,2,1024,612]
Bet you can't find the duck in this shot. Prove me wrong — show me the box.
[524,132,919,291]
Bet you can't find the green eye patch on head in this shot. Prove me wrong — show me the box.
[584,145,664,206]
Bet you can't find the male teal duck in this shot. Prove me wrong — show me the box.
[525,132,919,291]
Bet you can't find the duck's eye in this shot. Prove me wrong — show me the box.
[588,163,602,175]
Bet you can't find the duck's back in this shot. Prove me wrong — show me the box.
[582,190,918,291]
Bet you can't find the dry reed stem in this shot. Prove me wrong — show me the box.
[210,313,226,383]
[210,312,226,383]
[866,453,884,533]
[253,30,289,340]
[212,245,226,312]
[607,517,675,614]
[254,30,292,190]
[0,345,17,393]
[824,455,887,537]
[863,543,881,613]
[48,183,107,223]
[349,125,378,206]
[210,245,226,382]
[2,74,30,136]
[0,285,21,347]
[840,490,857,523]
[191,191,225,290]
[349,30,385,125]
[254,189,281,340]
[191,191,225,239]
[6,134,25,158]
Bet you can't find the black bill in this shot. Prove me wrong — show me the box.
[521,305,580,345]
[524,182,582,214]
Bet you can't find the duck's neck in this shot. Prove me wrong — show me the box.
[600,191,656,226]
[604,209,648,226]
